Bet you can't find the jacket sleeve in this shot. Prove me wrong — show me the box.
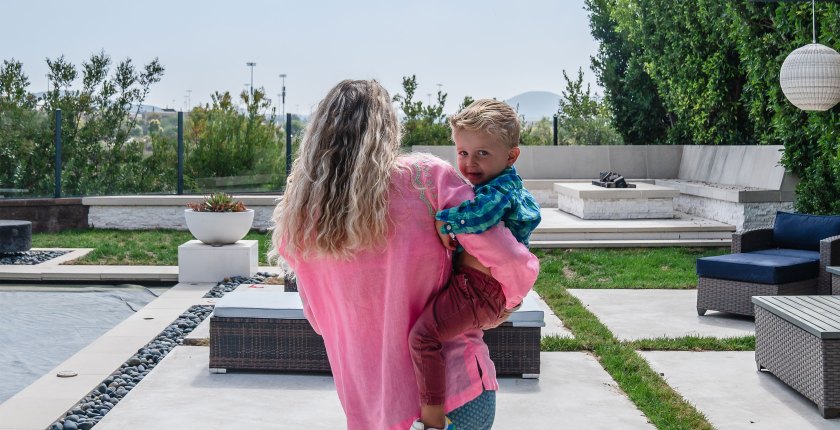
[435,184,512,236]
[427,157,540,309]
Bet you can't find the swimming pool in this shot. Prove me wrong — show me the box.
[0,284,168,404]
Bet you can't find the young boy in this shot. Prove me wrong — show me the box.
[409,99,541,430]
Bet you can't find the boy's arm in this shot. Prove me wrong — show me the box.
[435,184,513,236]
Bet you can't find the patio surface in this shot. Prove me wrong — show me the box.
[640,351,840,429]
[95,348,653,429]
[568,289,755,340]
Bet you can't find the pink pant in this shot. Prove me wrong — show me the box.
[409,265,507,406]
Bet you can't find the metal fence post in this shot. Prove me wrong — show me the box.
[177,111,184,195]
[285,113,292,184]
[553,115,559,146]
[54,109,62,198]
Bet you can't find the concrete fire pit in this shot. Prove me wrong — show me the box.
[0,220,32,253]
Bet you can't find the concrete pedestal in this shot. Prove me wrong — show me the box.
[555,182,679,220]
[178,240,258,283]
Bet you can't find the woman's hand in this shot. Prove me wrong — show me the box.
[435,220,458,251]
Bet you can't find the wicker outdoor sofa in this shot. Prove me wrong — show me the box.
[696,212,840,317]
[208,282,545,378]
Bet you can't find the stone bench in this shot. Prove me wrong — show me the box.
[0,220,32,253]
[753,295,840,418]
[655,145,796,232]
[209,285,545,378]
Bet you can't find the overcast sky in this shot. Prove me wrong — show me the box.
[2,0,600,114]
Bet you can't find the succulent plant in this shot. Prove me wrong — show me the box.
[187,192,247,212]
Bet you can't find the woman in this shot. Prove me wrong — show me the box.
[270,79,539,430]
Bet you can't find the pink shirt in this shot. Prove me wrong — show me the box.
[278,154,540,430]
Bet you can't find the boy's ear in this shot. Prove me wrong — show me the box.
[507,147,521,167]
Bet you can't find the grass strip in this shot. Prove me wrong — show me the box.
[32,229,274,266]
[537,285,714,429]
[626,336,755,352]
[536,248,716,430]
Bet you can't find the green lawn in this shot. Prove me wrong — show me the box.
[32,230,739,429]
[32,229,274,266]
[535,247,726,289]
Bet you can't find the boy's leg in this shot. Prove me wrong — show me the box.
[409,267,507,406]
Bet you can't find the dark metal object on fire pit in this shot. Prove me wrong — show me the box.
[592,171,636,188]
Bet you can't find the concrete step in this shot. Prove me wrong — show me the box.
[530,238,731,249]
[531,230,732,241]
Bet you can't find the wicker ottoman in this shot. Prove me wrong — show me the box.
[753,295,840,418]
[209,285,545,378]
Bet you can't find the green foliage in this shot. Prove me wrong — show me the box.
[520,117,553,146]
[40,51,166,195]
[393,75,452,146]
[185,88,284,191]
[587,1,840,213]
[0,59,51,195]
[586,0,670,145]
[0,52,168,196]
[556,68,623,145]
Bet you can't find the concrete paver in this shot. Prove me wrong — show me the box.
[568,289,755,340]
[639,351,840,429]
[96,348,652,429]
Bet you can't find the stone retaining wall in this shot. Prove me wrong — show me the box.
[0,198,88,233]
[83,196,279,231]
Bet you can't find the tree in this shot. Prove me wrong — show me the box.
[185,88,284,191]
[37,51,165,195]
[520,117,553,146]
[556,68,622,145]
[392,75,451,146]
[0,59,50,195]
[586,0,670,145]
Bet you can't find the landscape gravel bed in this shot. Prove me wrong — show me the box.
[0,250,70,265]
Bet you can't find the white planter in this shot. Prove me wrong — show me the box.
[184,209,255,246]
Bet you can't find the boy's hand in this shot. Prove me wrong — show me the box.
[435,220,457,251]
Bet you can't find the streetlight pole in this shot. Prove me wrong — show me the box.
[279,74,287,118]
[246,62,256,97]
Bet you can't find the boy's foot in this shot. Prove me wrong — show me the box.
[410,416,456,430]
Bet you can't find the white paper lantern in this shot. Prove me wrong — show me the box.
[780,43,840,111]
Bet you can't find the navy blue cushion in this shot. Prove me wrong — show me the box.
[773,211,840,251]
[751,248,820,261]
[696,252,818,284]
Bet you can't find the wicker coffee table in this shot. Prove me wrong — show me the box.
[753,295,840,418]
[210,287,545,378]
[829,267,840,295]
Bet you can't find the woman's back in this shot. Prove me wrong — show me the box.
[281,155,505,429]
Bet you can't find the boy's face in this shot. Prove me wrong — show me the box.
[453,128,520,185]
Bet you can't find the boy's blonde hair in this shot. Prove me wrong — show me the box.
[449,99,520,148]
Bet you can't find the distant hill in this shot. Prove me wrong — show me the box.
[504,91,560,122]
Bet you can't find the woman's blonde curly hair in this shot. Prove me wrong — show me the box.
[270,79,401,260]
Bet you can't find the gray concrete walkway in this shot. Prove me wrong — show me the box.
[568,289,755,340]
[95,348,653,429]
[640,351,840,429]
